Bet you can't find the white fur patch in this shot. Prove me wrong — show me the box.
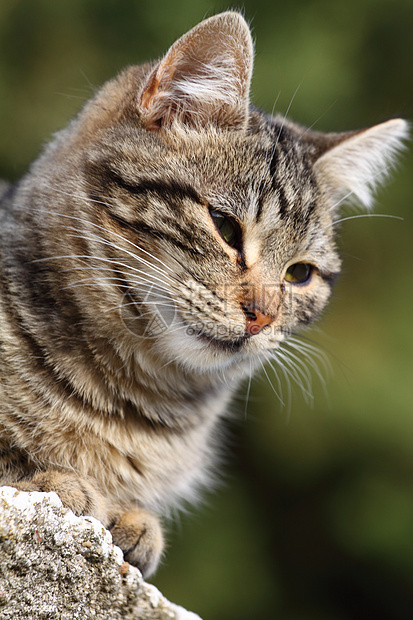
[173,55,243,108]
[140,12,254,128]
[315,118,409,209]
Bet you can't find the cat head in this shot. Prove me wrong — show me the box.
[45,12,408,374]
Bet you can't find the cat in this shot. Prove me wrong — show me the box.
[0,11,408,578]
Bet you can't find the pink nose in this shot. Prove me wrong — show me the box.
[242,305,275,336]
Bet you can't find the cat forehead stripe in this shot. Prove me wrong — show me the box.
[90,163,205,206]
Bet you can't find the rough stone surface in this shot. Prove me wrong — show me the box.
[0,486,202,620]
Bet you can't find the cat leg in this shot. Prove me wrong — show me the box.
[11,469,110,525]
[109,508,164,578]
[8,469,164,576]
[10,469,164,576]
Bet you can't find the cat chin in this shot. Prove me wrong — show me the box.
[155,321,283,374]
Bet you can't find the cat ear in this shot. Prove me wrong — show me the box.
[139,12,254,130]
[314,118,409,209]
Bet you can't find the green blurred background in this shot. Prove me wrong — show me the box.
[0,1,412,618]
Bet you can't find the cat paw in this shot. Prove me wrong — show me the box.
[13,469,109,524]
[109,508,164,577]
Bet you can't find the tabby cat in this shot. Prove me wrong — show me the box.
[0,12,408,577]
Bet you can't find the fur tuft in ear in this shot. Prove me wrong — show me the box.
[139,12,254,130]
[314,118,409,209]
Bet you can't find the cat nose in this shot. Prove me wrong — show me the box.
[241,304,275,336]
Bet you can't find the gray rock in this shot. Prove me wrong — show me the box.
[0,486,202,620]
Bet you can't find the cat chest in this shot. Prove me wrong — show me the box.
[90,411,222,514]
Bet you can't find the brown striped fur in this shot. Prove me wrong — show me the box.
[0,12,408,576]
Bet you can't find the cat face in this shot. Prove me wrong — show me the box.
[44,11,406,374]
[83,117,339,372]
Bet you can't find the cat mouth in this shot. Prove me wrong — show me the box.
[191,327,249,353]
[176,311,249,353]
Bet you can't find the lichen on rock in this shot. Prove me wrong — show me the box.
[0,486,201,620]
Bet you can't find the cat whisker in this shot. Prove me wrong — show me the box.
[34,253,175,293]
[284,337,332,406]
[62,272,170,290]
[297,100,338,140]
[105,300,179,316]
[268,352,302,399]
[255,91,282,194]
[63,276,172,302]
[243,359,253,420]
[286,336,331,382]
[288,333,327,355]
[216,368,230,388]
[62,273,206,326]
[35,200,178,277]
[121,299,176,307]
[270,92,281,117]
[327,163,399,213]
[280,83,302,134]
[281,345,315,392]
[330,213,403,227]
[288,335,331,366]
[275,356,293,419]
[37,194,221,299]
[58,257,223,330]
[55,92,90,102]
[258,357,285,406]
[290,341,325,385]
[260,82,302,189]
[265,358,285,404]
[266,356,293,419]
[66,236,177,287]
[62,222,178,281]
[63,284,181,323]
[118,307,156,321]
[270,347,314,404]
[65,230,178,286]
[58,266,173,294]
[158,354,184,371]
[40,193,210,291]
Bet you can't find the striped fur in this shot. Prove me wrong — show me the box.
[0,12,407,576]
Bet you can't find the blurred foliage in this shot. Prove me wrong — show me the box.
[0,1,412,619]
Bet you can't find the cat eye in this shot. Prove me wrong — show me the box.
[209,208,241,249]
[284,263,313,285]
